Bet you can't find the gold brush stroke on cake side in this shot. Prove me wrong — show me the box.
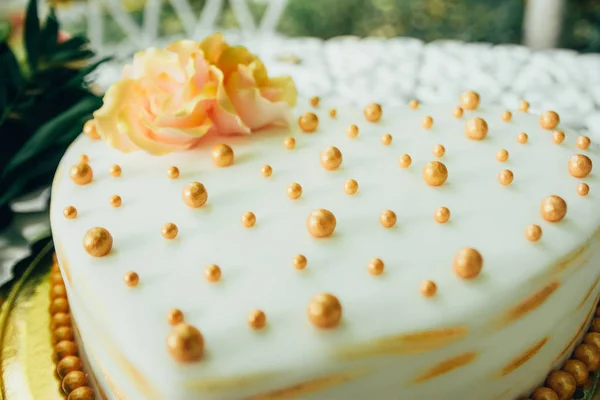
[552,242,591,273]
[493,281,560,330]
[579,274,600,310]
[186,373,280,393]
[335,326,469,360]
[498,337,549,376]
[410,352,477,384]
[53,240,72,285]
[553,311,593,364]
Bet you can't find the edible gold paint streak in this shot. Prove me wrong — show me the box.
[54,240,72,285]
[499,337,549,376]
[411,352,477,384]
[492,388,512,400]
[88,367,110,400]
[554,314,591,364]
[579,274,600,310]
[552,242,590,273]
[186,373,279,393]
[88,346,127,400]
[495,281,560,330]
[336,326,469,360]
[107,345,163,400]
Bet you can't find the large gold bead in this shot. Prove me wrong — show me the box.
[53,326,74,345]
[66,386,94,400]
[167,323,204,362]
[182,182,208,208]
[531,387,559,400]
[69,163,93,185]
[320,146,343,170]
[51,313,71,330]
[50,283,67,300]
[568,154,593,178]
[211,144,234,167]
[82,227,113,257]
[287,183,303,200]
[83,120,100,140]
[517,132,529,144]
[364,103,382,123]
[577,136,591,150]
[496,149,509,162]
[465,118,488,140]
[161,223,178,240]
[460,91,480,110]
[453,248,483,279]
[62,370,88,395]
[398,154,412,168]
[546,370,576,400]
[307,293,342,329]
[540,195,567,223]
[540,111,560,130]
[298,112,319,132]
[54,340,78,362]
[498,169,514,186]
[56,355,83,379]
[422,161,448,186]
[574,343,600,371]
[584,331,600,347]
[50,298,70,315]
[562,359,589,385]
[306,209,336,238]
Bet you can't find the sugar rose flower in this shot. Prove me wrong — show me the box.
[93,34,297,155]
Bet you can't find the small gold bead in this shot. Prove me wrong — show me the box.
[310,96,320,107]
[434,207,450,223]
[421,116,433,129]
[167,166,180,179]
[398,154,412,168]
[83,120,100,140]
[284,137,296,150]
[54,340,78,362]
[62,370,88,395]
[307,293,342,329]
[540,110,560,130]
[292,255,307,270]
[364,103,382,123]
[496,149,509,162]
[409,99,419,109]
[261,165,273,177]
[453,248,483,279]
[287,183,302,200]
[568,154,593,178]
[525,224,542,242]
[344,179,359,195]
[519,100,530,112]
[182,182,208,208]
[381,133,392,146]
[69,163,93,185]
[248,310,266,330]
[578,183,590,196]
[51,313,71,330]
[562,359,589,386]
[531,387,559,400]
[50,283,67,300]
[204,264,221,283]
[56,355,82,379]
[379,210,397,228]
[584,332,600,348]
[368,258,385,276]
[501,110,512,122]
[167,323,204,362]
[211,144,234,167]
[66,386,94,400]
[50,298,69,315]
[577,136,591,150]
[460,91,480,110]
[329,108,337,118]
[540,195,567,223]
[574,343,600,371]
[453,107,464,118]
[50,271,64,285]
[517,132,528,144]
[552,131,565,145]
[320,146,343,170]
[498,169,514,186]
[63,206,77,220]
[167,308,184,326]
[420,280,437,297]
[306,209,336,238]
[346,124,359,138]
[465,117,488,140]
[109,195,122,208]
[299,112,319,133]
[422,161,448,186]
[123,271,139,287]
[432,144,445,158]
[161,223,178,240]
[109,164,121,178]
[79,154,89,164]
[52,326,74,345]
[83,227,113,257]
[241,212,256,228]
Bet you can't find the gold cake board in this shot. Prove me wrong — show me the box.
[0,239,599,400]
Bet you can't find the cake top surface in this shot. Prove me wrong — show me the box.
[50,100,599,389]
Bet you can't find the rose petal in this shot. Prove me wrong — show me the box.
[199,33,229,64]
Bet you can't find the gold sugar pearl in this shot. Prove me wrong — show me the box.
[51,313,71,330]
[306,209,336,238]
[421,116,434,129]
[422,161,448,186]
[56,355,82,379]
[584,332,600,350]
[284,137,296,150]
[308,293,342,329]
[62,370,88,395]
[420,280,437,297]
[79,154,89,164]
[292,254,307,270]
[453,248,483,279]
[501,110,512,122]
[211,144,234,167]
[381,134,392,146]
[50,272,63,286]
[52,326,74,345]
[54,340,78,362]
[67,386,94,400]
[344,179,359,195]
[50,284,67,300]
[161,223,178,240]
[109,194,122,208]
[167,323,204,362]
[248,310,267,330]
[69,163,93,185]
[432,144,445,158]
[182,182,208,208]
[460,90,480,110]
[578,136,591,150]
[379,210,397,228]
[398,154,412,168]
[167,308,184,326]
[261,165,273,177]
[346,124,359,138]
[310,96,320,107]
[368,258,385,276]
[525,224,542,242]
[465,117,488,140]
[453,107,464,118]
[497,169,514,186]
[83,120,100,140]
[299,112,319,133]
[568,154,593,178]
[204,264,221,283]
[409,99,419,109]
[50,298,69,315]
[434,207,450,224]
[242,212,256,228]
[83,227,113,257]
[578,183,590,196]
[364,103,382,123]
[287,183,303,200]
[540,195,567,223]
[63,206,77,220]
[519,100,530,112]
[540,110,560,130]
[329,108,337,118]
[552,131,565,145]
[109,164,121,178]
[531,387,560,400]
[574,343,600,371]
[562,359,589,386]
[517,132,528,144]
[123,271,139,287]
[546,371,577,400]
[320,146,343,170]
[167,166,180,179]
[496,149,509,162]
